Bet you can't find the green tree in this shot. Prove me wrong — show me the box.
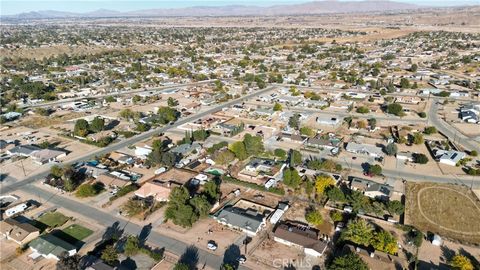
[385,143,398,156]
[400,78,410,88]
[243,134,264,156]
[229,141,247,160]
[273,102,283,111]
[283,167,302,188]
[90,117,105,133]
[189,195,212,218]
[367,164,382,176]
[410,63,418,72]
[413,153,429,164]
[104,96,116,103]
[168,97,179,107]
[328,253,368,270]
[300,126,315,137]
[305,209,323,226]
[387,103,403,116]
[289,150,302,167]
[203,181,220,202]
[74,119,89,137]
[470,150,478,157]
[213,150,235,165]
[124,235,140,256]
[356,106,370,114]
[326,186,346,202]
[341,218,374,246]
[412,132,424,145]
[50,165,63,178]
[274,148,287,160]
[288,113,301,129]
[330,210,343,222]
[101,245,118,265]
[424,126,437,135]
[56,253,81,270]
[386,200,404,215]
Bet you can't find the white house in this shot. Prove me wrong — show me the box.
[435,150,466,166]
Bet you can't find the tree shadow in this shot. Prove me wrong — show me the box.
[119,257,137,270]
[440,245,455,262]
[101,221,124,243]
[178,245,199,269]
[222,244,241,269]
[458,248,480,267]
[105,119,120,130]
[138,223,152,247]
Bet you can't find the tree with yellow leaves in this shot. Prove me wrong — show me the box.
[450,254,474,270]
[315,175,335,195]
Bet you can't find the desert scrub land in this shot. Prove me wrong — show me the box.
[405,182,480,244]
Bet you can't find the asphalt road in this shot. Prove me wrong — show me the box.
[0,86,277,194]
[21,184,244,269]
[20,80,215,109]
[429,98,480,153]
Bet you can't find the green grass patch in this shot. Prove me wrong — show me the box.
[62,224,93,240]
[222,175,285,195]
[37,211,69,228]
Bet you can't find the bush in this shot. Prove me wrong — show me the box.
[418,112,427,118]
[387,103,403,116]
[424,126,437,135]
[330,210,343,222]
[76,182,104,197]
[470,150,478,157]
[356,106,370,114]
[305,209,323,226]
[109,184,138,201]
[413,153,429,164]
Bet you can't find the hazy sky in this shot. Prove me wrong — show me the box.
[1,0,478,15]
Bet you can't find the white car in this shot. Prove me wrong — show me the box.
[207,241,217,251]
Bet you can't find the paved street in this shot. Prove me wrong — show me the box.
[429,98,480,153]
[0,86,276,194]
[20,184,245,269]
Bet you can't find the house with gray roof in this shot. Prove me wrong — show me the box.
[345,142,383,158]
[350,177,393,200]
[29,234,77,260]
[170,142,201,156]
[214,206,267,236]
[7,145,41,157]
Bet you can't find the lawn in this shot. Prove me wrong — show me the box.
[37,211,69,228]
[405,182,480,244]
[62,224,94,241]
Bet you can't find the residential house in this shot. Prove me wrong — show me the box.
[345,142,383,158]
[30,149,67,164]
[29,234,77,260]
[171,142,201,157]
[350,177,393,200]
[0,218,40,245]
[214,206,267,236]
[396,151,415,162]
[316,116,342,126]
[273,221,329,257]
[7,145,41,157]
[135,180,179,201]
[434,150,466,166]
[305,135,342,154]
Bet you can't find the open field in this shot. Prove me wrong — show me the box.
[405,182,480,244]
[62,224,93,240]
[37,211,70,228]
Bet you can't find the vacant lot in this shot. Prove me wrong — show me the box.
[62,224,93,241]
[37,211,69,228]
[405,182,480,244]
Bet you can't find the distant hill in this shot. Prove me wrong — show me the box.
[3,1,422,19]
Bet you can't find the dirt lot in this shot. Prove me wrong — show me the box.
[405,182,480,244]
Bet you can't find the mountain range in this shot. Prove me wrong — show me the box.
[3,1,423,19]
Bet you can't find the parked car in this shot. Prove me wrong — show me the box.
[207,240,217,251]
[237,255,247,264]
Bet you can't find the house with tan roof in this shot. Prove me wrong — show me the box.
[273,221,329,257]
[0,217,40,245]
[134,180,180,201]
